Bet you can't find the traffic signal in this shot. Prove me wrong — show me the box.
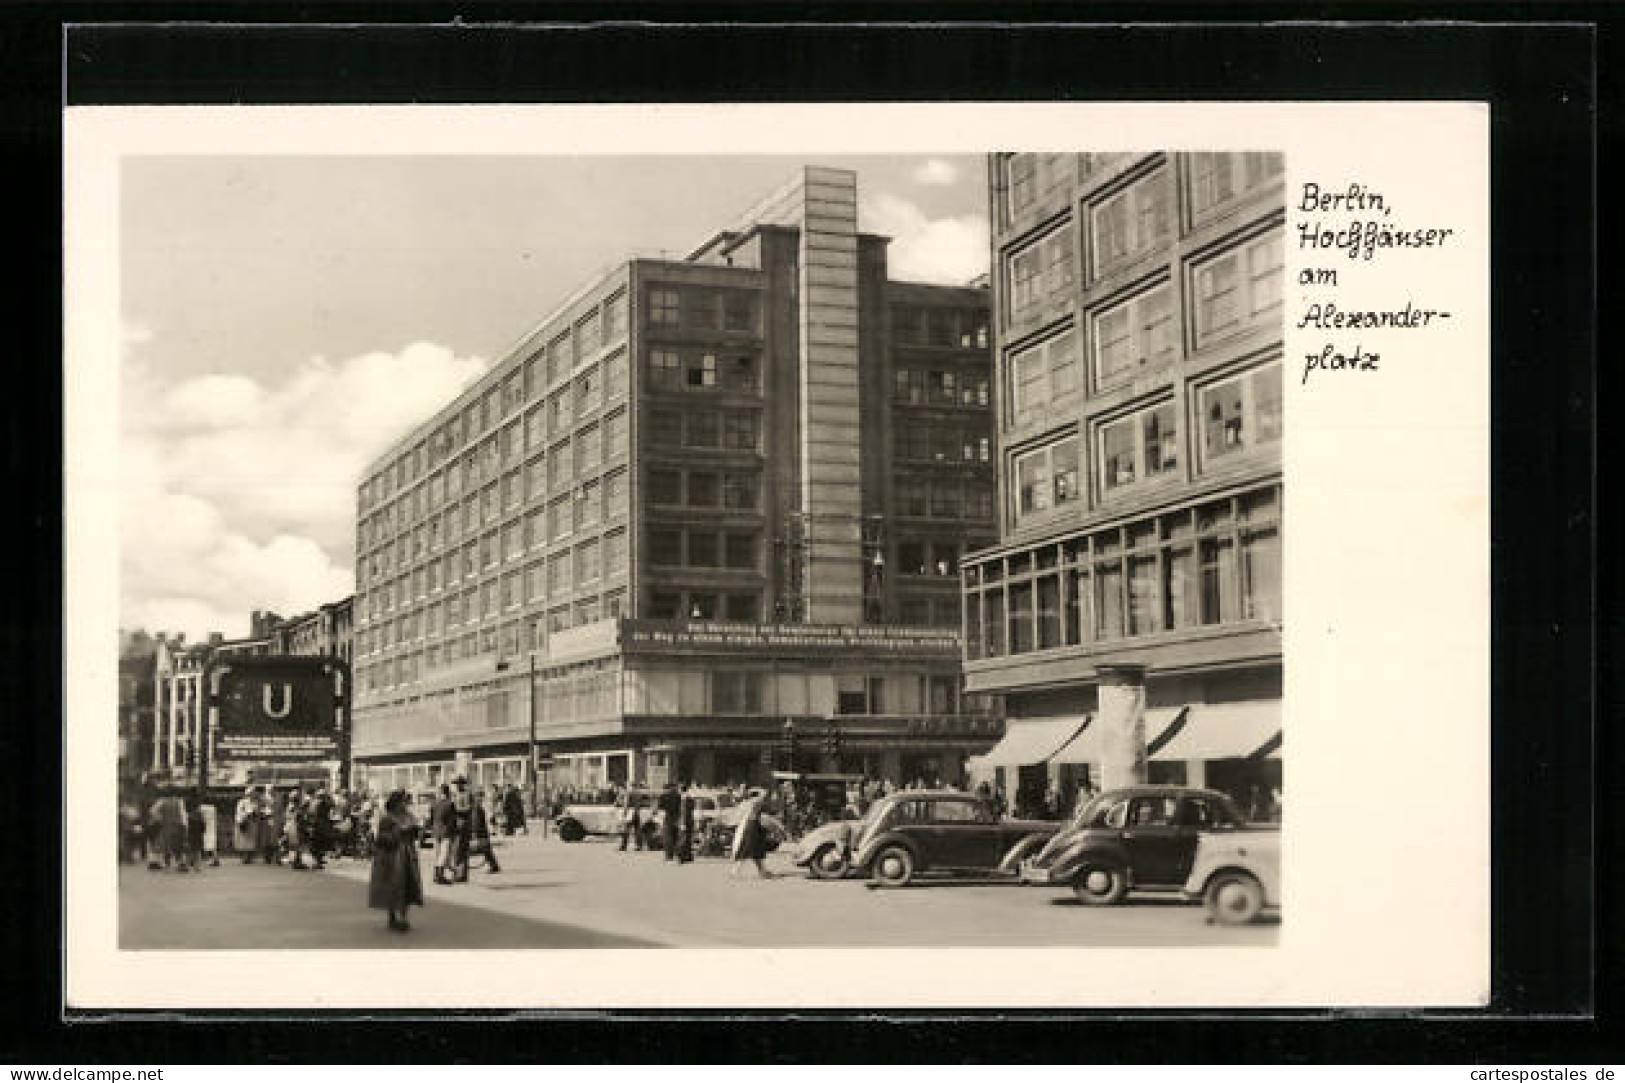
[823,725,842,757]
[779,719,798,762]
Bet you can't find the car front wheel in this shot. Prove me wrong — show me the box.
[1206,871,1264,925]
[1072,862,1127,905]
[807,844,849,880]
[870,845,915,888]
[557,820,585,843]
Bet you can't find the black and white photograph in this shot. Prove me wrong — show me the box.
[64,102,1490,1010]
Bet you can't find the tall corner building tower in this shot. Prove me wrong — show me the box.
[350,165,1002,792]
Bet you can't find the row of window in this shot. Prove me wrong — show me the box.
[646,406,760,451]
[1005,228,1283,428]
[894,420,993,466]
[647,467,761,511]
[648,347,759,394]
[360,377,628,549]
[892,366,992,408]
[361,291,631,510]
[1010,360,1282,526]
[896,478,997,521]
[358,594,628,694]
[647,528,761,571]
[891,305,990,350]
[965,486,1280,659]
[362,462,630,589]
[646,590,762,623]
[647,285,758,334]
[1000,151,1284,235]
[360,535,630,657]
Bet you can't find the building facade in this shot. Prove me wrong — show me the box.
[351,167,1001,797]
[963,151,1284,818]
[272,596,356,669]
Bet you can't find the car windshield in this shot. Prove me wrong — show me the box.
[713,792,737,808]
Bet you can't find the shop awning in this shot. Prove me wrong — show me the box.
[1051,707,1188,764]
[1150,700,1281,762]
[967,715,1089,769]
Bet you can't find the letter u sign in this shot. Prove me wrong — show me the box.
[263,682,294,720]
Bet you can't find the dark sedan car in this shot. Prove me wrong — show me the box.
[850,790,1059,887]
[1018,785,1261,905]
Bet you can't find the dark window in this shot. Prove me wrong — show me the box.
[688,532,719,567]
[649,591,681,620]
[649,529,682,565]
[687,472,719,507]
[725,593,759,621]
[725,533,757,569]
[687,411,720,448]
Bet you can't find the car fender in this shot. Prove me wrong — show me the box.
[1191,862,1279,907]
[854,832,920,873]
[1049,841,1127,883]
[998,833,1050,873]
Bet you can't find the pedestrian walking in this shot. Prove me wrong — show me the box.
[368,790,425,934]
[451,776,475,882]
[286,787,310,869]
[617,792,645,852]
[264,787,285,864]
[657,782,681,861]
[184,792,207,871]
[677,782,696,864]
[467,789,501,874]
[431,784,456,884]
[308,786,335,869]
[502,784,527,836]
[729,789,775,880]
[154,791,189,872]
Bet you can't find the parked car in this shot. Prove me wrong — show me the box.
[1019,785,1262,905]
[848,790,1059,887]
[555,789,660,847]
[1183,828,1281,925]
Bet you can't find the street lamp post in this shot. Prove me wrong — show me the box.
[528,651,538,818]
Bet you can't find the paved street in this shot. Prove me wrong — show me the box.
[121,833,1278,949]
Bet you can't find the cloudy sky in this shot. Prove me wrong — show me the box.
[120,154,989,642]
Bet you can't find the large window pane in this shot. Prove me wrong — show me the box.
[1008,581,1034,654]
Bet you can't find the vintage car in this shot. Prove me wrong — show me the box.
[790,806,868,879]
[848,790,1059,887]
[554,789,660,846]
[1019,785,1262,905]
[1182,828,1281,925]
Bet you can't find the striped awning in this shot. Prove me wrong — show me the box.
[1052,707,1189,764]
[966,715,1089,769]
[1150,701,1282,762]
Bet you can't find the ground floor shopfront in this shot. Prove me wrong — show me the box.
[353,714,1004,798]
[965,660,1282,822]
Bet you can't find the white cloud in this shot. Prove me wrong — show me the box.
[911,158,960,186]
[860,191,989,285]
[120,341,489,641]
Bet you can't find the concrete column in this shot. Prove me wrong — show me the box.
[167,675,179,769]
[1095,664,1149,791]
[1186,759,1206,788]
[151,669,165,770]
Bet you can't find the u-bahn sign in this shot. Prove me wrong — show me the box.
[208,656,347,763]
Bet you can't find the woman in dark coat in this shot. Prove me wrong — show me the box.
[368,790,425,932]
[728,789,774,879]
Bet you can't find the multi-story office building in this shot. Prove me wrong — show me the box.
[963,152,1284,817]
[350,167,999,796]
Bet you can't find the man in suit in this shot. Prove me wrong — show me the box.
[657,782,681,861]
[450,776,475,882]
[430,783,456,885]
